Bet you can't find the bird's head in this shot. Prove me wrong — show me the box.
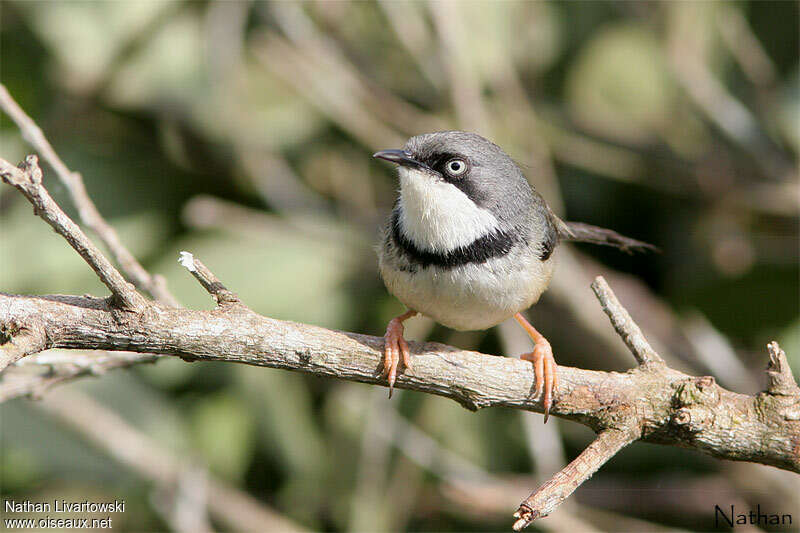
[374,131,534,225]
[374,131,541,253]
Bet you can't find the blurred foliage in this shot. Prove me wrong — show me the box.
[1,1,798,532]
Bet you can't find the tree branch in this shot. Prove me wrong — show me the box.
[2,285,798,467]
[0,350,157,402]
[512,427,639,530]
[0,84,179,306]
[591,276,663,366]
[0,156,146,312]
[178,251,240,306]
[766,341,800,396]
[2,153,798,530]
[0,320,46,372]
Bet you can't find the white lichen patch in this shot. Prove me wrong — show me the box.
[178,251,196,272]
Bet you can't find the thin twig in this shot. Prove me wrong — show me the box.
[0,156,145,311]
[766,341,800,396]
[0,350,158,402]
[512,427,640,530]
[591,276,663,365]
[0,85,179,306]
[178,251,240,306]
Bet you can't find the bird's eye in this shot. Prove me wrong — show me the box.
[445,159,467,176]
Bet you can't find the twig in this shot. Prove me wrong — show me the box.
[441,478,688,533]
[766,341,800,397]
[591,276,664,365]
[0,85,178,306]
[0,350,158,402]
[0,156,145,311]
[512,427,639,530]
[178,251,240,306]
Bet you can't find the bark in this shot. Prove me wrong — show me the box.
[2,290,798,477]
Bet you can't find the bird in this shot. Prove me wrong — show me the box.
[373,131,655,421]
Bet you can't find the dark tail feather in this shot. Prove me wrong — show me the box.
[557,221,659,254]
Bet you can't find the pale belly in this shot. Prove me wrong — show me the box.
[380,251,555,331]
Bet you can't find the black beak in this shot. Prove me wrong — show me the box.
[373,150,430,171]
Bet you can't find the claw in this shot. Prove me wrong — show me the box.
[382,310,417,397]
[521,338,557,423]
[385,340,397,397]
[514,313,558,423]
[399,336,412,371]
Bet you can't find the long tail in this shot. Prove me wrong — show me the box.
[554,217,658,254]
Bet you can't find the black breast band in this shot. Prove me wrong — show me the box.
[391,210,521,269]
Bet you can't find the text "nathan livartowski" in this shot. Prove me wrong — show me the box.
[5,499,125,514]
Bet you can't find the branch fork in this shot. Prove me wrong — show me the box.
[0,156,146,312]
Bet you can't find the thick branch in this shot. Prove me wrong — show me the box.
[0,321,46,372]
[1,291,797,476]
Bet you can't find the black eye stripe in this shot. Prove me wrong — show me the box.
[423,152,465,172]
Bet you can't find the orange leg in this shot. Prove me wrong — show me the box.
[382,309,417,397]
[514,313,558,422]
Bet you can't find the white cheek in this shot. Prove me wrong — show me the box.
[397,167,498,252]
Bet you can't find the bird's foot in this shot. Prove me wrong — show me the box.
[521,338,558,423]
[382,310,416,397]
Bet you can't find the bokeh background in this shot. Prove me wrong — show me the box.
[1,1,798,531]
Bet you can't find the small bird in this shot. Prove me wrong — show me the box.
[374,131,655,420]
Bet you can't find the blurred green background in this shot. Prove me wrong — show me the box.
[1,1,798,531]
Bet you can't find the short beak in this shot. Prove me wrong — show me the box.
[373,149,429,171]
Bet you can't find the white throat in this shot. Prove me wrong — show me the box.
[397,167,499,252]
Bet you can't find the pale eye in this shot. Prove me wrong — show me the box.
[446,159,467,176]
